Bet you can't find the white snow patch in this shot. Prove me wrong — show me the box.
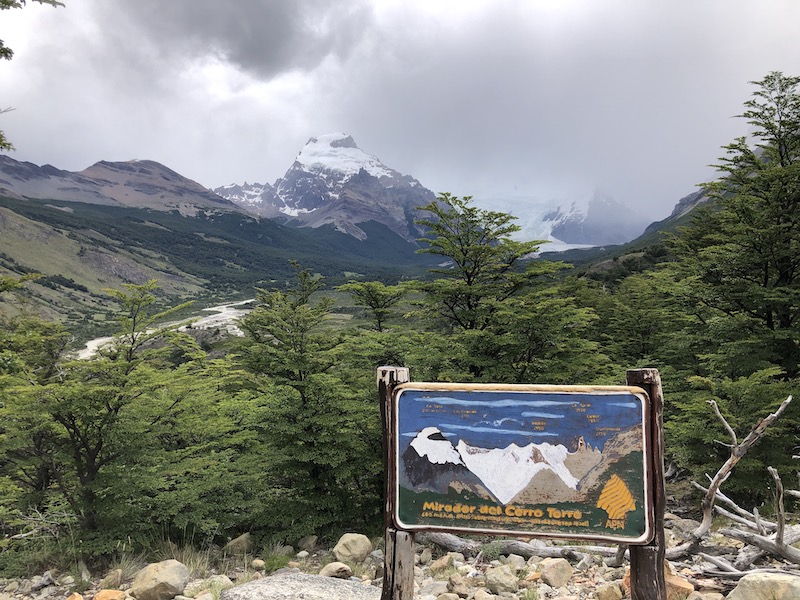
[295,133,393,179]
[411,427,466,466]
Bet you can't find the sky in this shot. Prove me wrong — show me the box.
[2,0,799,221]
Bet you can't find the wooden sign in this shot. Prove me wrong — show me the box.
[392,383,653,544]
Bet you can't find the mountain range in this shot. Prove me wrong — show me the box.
[0,133,709,334]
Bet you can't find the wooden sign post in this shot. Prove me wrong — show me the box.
[627,368,667,600]
[379,367,666,600]
[378,366,414,600]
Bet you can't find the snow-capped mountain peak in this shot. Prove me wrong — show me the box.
[294,133,393,179]
[410,427,465,466]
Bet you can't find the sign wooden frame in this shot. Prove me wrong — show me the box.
[391,382,654,544]
[378,367,667,600]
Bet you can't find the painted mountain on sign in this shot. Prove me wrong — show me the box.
[402,427,608,504]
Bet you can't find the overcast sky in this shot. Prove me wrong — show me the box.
[2,0,798,220]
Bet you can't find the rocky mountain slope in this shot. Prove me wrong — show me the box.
[0,156,241,215]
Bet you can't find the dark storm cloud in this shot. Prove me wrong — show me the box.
[101,0,374,78]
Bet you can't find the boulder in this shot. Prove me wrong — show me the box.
[296,535,318,551]
[665,574,694,600]
[250,560,265,572]
[184,575,234,598]
[99,569,123,590]
[332,533,373,563]
[224,533,254,555]
[93,591,126,600]
[319,562,352,579]
[447,573,469,598]
[726,572,800,600]
[130,560,190,600]
[538,557,573,589]
[429,554,454,573]
[484,565,518,594]
[596,583,623,600]
[219,573,380,600]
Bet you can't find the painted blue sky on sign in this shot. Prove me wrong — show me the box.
[397,389,644,453]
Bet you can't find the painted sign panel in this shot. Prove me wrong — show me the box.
[393,383,653,543]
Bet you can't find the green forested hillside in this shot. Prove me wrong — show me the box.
[0,196,436,339]
[0,72,798,576]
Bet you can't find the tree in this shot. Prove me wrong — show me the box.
[413,193,572,380]
[662,72,800,504]
[670,72,800,378]
[238,265,381,539]
[337,280,406,332]
[1,0,63,150]
[0,281,210,550]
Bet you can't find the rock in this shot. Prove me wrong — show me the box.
[429,554,454,574]
[130,560,190,600]
[66,594,83,600]
[184,575,234,597]
[435,594,460,600]
[418,581,449,597]
[319,562,353,579]
[296,551,309,559]
[484,565,518,594]
[219,572,380,600]
[447,573,469,598]
[223,533,254,555]
[296,535,318,552]
[250,560,265,572]
[100,569,123,590]
[79,561,92,583]
[666,574,694,600]
[538,557,573,589]
[93,591,126,600]
[473,590,495,600]
[596,583,623,600]
[332,533,372,563]
[502,554,526,571]
[419,547,432,565]
[31,571,56,591]
[726,572,800,600]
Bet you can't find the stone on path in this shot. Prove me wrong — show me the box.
[332,533,373,563]
[93,591,126,600]
[596,582,623,600]
[484,565,518,594]
[726,572,800,600]
[538,557,574,589]
[130,560,190,600]
[319,562,353,578]
[99,569,123,590]
[219,573,380,600]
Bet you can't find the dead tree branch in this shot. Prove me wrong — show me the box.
[667,395,793,560]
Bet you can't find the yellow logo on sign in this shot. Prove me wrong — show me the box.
[597,474,636,529]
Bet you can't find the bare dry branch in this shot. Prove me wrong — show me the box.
[708,399,738,448]
[768,466,786,545]
[721,527,800,565]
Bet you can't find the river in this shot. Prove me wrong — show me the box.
[76,298,256,359]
